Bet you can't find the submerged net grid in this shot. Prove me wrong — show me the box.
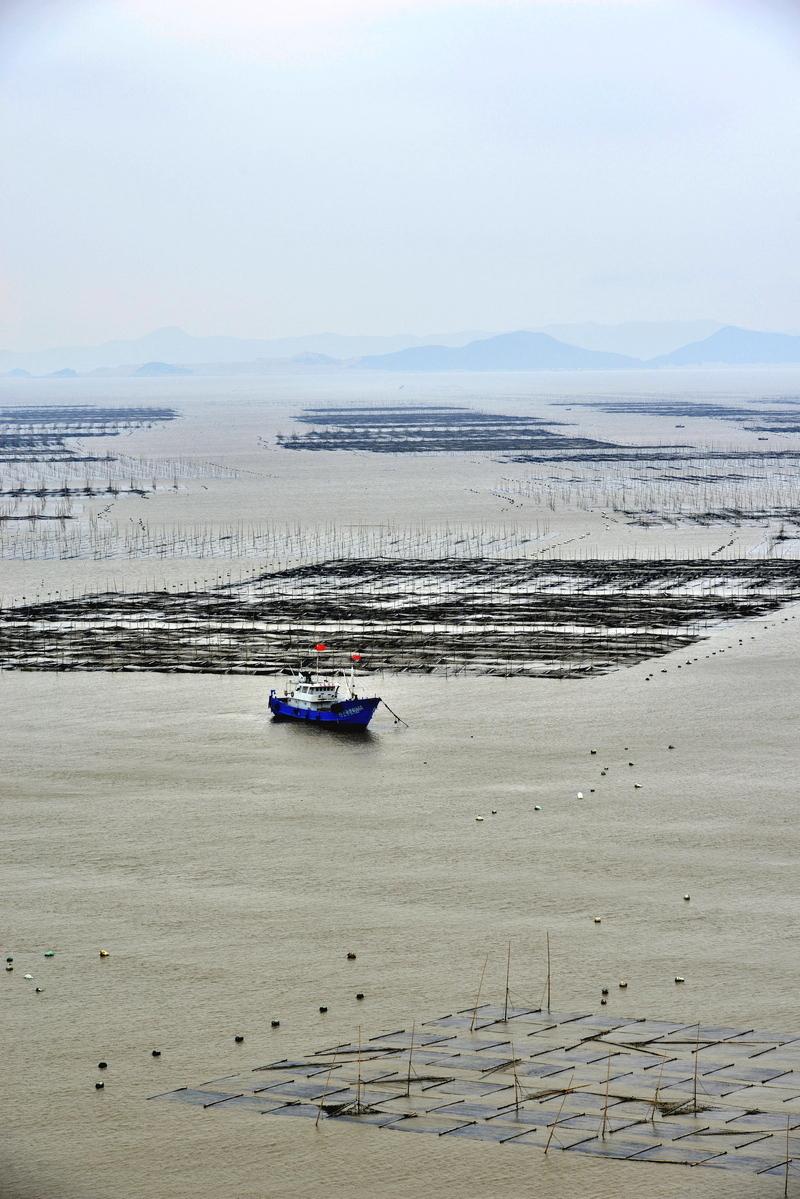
[151,1003,800,1184]
[2,557,800,676]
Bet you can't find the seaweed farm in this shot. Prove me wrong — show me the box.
[2,556,798,676]
[552,396,800,434]
[497,447,800,528]
[277,405,615,454]
[0,404,186,523]
[0,519,552,562]
[0,405,177,462]
[0,403,247,528]
[152,1002,800,1186]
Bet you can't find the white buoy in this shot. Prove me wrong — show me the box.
[576,791,584,799]
[23,973,33,980]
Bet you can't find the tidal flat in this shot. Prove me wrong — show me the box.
[3,368,800,1198]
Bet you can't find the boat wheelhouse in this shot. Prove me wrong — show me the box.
[268,669,381,730]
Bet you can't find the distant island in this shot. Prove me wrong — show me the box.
[134,361,193,377]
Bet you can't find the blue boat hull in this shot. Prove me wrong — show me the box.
[268,691,381,730]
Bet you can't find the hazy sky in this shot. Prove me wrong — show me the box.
[1,0,799,348]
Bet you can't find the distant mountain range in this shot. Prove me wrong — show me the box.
[3,323,800,378]
[539,319,720,359]
[0,326,487,376]
[359,331,637,370]
[650,326,800,367]
[359,325,800,372]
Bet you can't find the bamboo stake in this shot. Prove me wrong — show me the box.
[544,1070,575,1155]
[503,941,511,1023]
[405,1020,415,1097]
[546,932,552,1011]
[315,1048,338,1128]
[470,955,489,1032]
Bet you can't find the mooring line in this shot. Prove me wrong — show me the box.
[381,699,408,727]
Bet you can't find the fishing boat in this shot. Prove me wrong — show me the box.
[268,646,382,730]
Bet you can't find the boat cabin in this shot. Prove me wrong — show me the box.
[292,678,339,707]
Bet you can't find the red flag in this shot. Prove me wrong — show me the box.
[313,642,328,652]
[350,652,362,661]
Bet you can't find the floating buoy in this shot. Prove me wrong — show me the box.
[271,1020,280,1028]
[576,792,584,799]
[619,980,628,989]
[98,1061,108,1070]
[683,894,690,901]
[593,916,602,924]
[234,1035,244,1044]
[151,1049,161,1057]
[99,950,110,958]
[95,1081,104,1090]
[346,952,357,961]
[674,976,685,984]
[319,1005,328,1013]
[356,992,365,1001]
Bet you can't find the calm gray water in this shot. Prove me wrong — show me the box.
[3,370,800,1197]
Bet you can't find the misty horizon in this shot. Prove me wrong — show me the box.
[2,1,799,350]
